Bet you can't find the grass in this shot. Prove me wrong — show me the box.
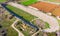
[7,27,18,36]
[6,5,36,21]
[0,11,18,36]
[0,0,7,3]
[20,0,38,6]
[0,17,16,28]
[31,19,50,29]
[45,22,50,28]
[0,17,18,36]
[47,32,56,36]
[58,20,60,26]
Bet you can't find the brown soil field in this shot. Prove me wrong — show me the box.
[30,2,59,12]
[52,6,60,16]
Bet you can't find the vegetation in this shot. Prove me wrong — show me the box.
[7,27,18,36]
[31,19,50,29]
[45,0,60,3]
[6,5,38,36]
[58,20,60,26]
[0,18,18,36]
[45,22,50,28]
[47,32,56,36]
[20,0,38,6]
[0,0,7,3]
[6,5,36,21]
[0,11,18,36]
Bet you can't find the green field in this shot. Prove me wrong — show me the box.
[0,17,18,36]
[0,11,18,36]
[0,0,7,3]
[6,5,37,21]
[20,0,38,6]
